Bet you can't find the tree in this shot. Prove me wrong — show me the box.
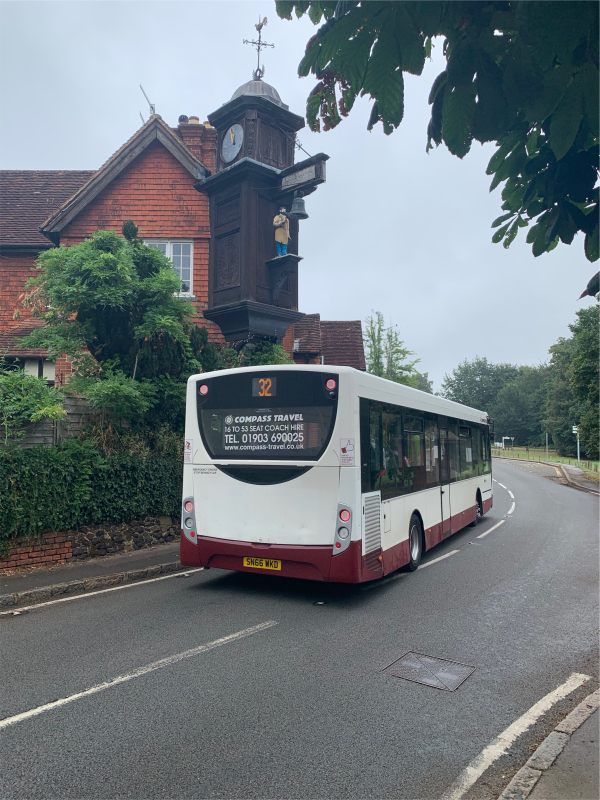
[20,228,198,380]
[364,311,429,388]
[440,356,519,411]
[492,365,549,446]
[568,304,599,458]
[545,335,578,455]
[277,1,599,262]
[545,304,598,457]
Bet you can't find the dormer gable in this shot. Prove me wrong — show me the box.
[41,115,211,243]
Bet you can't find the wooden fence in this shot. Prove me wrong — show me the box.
[18,396,98,448]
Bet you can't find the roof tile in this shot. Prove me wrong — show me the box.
[0,171,95,247]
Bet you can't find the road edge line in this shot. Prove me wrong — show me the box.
[440,672,592,800]
[496,688,600,800]
[0,561,192,612]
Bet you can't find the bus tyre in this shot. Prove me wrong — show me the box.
[407,514,423,571]
[469,494,483,527]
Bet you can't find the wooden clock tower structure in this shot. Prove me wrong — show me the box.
[196,72,328,343]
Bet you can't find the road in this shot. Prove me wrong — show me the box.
[1,460,598,800]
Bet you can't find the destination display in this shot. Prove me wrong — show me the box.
[200,406,334,460]
[196,370,339,461]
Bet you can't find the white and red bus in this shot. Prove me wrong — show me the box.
[180,365,492,583]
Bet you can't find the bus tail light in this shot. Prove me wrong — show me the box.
[333,504,353,555]
[181,496,198,544]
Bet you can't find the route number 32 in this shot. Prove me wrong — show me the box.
[257,378,273,397]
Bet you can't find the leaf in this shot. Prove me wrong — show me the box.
[428,70,447,105]
[363,21,405,129]
[308,2,325,24]
[492,212,514,228]
[486,135,519,176]
[549,80,584,160]
[442,83,475,158]
[392,4,426,76]
[492,223,511,244]
[502,221,519,249]
[584,222,599,263]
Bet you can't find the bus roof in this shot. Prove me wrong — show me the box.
[188,364,489,426]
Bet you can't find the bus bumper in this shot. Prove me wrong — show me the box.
[181,535,373,583]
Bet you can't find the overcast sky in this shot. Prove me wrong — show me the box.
[1,0,594,390]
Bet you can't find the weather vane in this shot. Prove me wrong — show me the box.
[243,16,274,80]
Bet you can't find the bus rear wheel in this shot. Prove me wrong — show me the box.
[407,514,423,571]
[469,493,483,527]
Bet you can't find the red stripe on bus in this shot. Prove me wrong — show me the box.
[180,498,492,583]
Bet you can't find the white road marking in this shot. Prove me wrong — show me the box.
[417,550,460,569]
[508,490,515,499]
[476,520,506,539]
[0,620,277,730]
[508,502,516,515]
[496,482,507,490]
[0,568,205,618]
[440,672,591,800]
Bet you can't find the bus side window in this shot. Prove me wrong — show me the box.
[447,421,459,482]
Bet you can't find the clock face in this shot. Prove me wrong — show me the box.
[221,124,244,163]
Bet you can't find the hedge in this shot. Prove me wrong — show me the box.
[0,440,182,541]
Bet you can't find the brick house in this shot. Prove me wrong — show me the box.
[0,92,364,381]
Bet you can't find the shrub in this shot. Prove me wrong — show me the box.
[0,440,182,542]
[0,371,66,444]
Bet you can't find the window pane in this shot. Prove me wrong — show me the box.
[425,418,439,486]
[381,409,404,499]
[459,425,474,479]
[447,422,459,482]
[145,240,168,255]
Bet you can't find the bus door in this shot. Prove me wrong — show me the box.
[438,419,452,536]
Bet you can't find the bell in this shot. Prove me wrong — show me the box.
[288,194,308,220]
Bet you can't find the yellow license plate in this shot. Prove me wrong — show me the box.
[242,556,282,571]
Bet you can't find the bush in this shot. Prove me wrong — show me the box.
[0,440,182,541]
[0,371,66,444]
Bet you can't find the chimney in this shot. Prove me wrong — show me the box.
[175,114,217,172]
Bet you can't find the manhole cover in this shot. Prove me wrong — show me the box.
[383,651,475,691]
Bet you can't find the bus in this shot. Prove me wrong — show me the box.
[180,365,493,583]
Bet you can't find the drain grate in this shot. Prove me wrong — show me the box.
[383,651,475,691]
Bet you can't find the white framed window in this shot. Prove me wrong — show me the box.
[23,358,56,385]
[144,240,194,295]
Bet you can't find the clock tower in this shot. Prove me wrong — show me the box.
[195,65,328,344]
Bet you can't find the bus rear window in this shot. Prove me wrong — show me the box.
[196,371,338,460]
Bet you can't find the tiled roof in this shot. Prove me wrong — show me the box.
[0,171,96,247]
[0,324,47,357]
[320,320,366,370]
[292,313,321,352]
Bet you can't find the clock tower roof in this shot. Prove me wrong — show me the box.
[230,77,287,109]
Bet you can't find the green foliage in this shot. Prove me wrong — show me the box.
[0,371,66,444]
[492,366,550,446]
[441,307,598,456]
[440,356,520,411]
[545,306,598,458]
[545,336,579,455]
[236,337,293,367]
[567,304,599,458]
[364,311,428,388]
[20,230,196,379]
[0,440,181,541]
[277,0,599,262]
[83,372,154,422]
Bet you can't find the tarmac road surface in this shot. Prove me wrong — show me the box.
[1,460,598,799]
